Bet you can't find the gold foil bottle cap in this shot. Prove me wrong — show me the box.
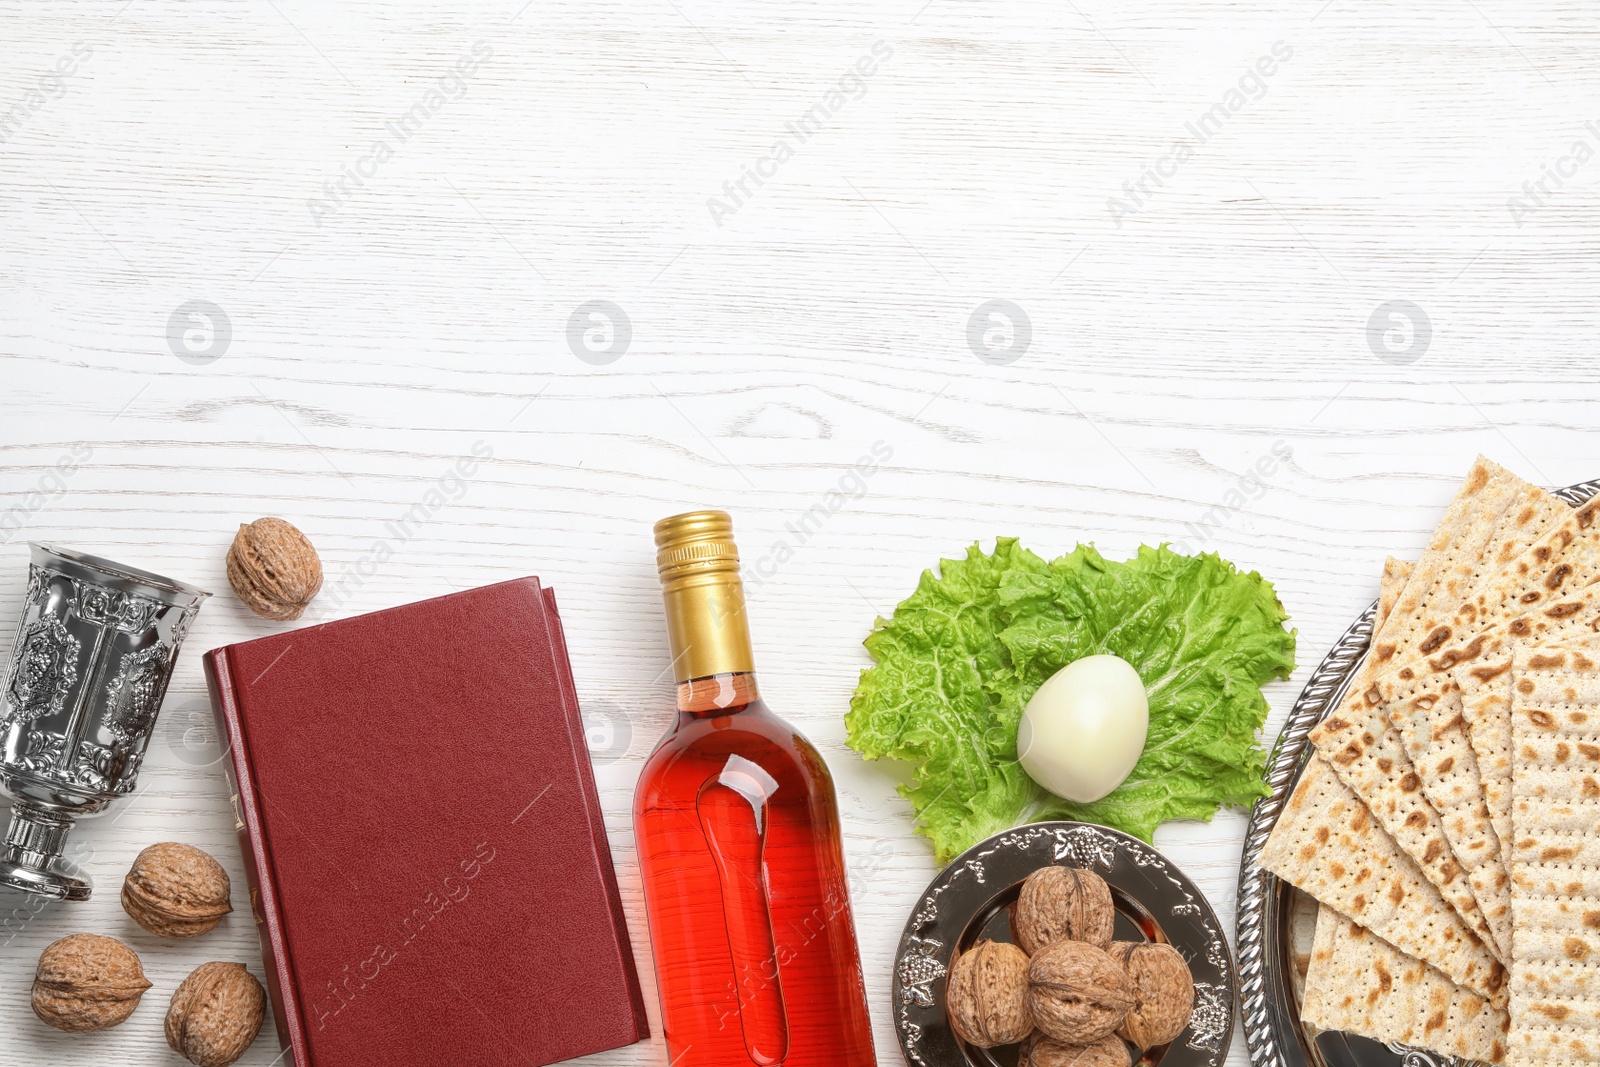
[653,510,755,682]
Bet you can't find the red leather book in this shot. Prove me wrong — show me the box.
[204,578,648,1067]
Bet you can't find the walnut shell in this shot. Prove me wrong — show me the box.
[32,933,152,1032]
[166,962,267,1067]
[946,939,1033,1047]
[123,841,233,938]
[1013,864,1116,953]
[227,517,322,621]
[1019,1030,1132,1067]
[1108,940,1195,1050]
[1026,940,1135,1045]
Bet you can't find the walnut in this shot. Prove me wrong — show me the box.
[945,939,1033,1047]
[123,842,233,938]
[1026,940,1135,1045]
[1019,1030,1132,1067]
[227,517,323,621]
[31,933,152,1032]
[1108,940,1195,1050]
[166,962,267,1067]
[1013,864,1116,953]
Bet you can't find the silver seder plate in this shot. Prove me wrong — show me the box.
[893,821,1235,1067]
[1234,476,1600,1067]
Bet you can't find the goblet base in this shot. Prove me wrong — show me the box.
[0,803,92,901]
[0,856,91,901]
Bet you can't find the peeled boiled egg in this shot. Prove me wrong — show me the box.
[1017,654,1149,804]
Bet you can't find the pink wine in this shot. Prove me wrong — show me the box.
[634,512,875,1067]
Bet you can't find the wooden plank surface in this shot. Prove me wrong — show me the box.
[4,1,1600,1063]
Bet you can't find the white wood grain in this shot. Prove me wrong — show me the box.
[3,0,1599,1063]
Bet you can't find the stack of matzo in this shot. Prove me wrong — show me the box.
[1261,457,1600,1066]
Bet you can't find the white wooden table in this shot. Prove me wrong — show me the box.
[3,1,1598,1063]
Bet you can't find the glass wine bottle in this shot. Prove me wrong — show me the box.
[633,510,876,1067]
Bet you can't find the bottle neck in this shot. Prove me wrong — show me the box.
[661,573,757,683]
[677,671,761,714]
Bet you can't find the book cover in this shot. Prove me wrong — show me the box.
[204,577,648,1067]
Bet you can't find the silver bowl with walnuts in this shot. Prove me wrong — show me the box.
[893,822,1235,1067]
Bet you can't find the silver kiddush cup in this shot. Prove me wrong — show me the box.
[0,545,209,900]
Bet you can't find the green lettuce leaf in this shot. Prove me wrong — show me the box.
[845,539,1296,861]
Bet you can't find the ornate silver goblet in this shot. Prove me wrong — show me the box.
[0,544,209,900]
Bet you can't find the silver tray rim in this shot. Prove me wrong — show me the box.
[1233,475,1600,1067]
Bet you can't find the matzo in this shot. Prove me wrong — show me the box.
[1367,458,1565,673]
[1379,557,1413,630]
[1462,633,1600,881]
[1312,463,1587,940]
[1436,493,1600,656]
[1463,653,1526,875]
[1380,673,1513,960]
[1260,753,1507,1004]
[1314,687,1497,954]
[1375,557,1516,959]
[1302,905,1509,1064]
[1313,460,1555,945]
[1462,625,1600,880]
[1507,645,1600,1067]
[1373,557,1516,954]
[1374,595,1600,962]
